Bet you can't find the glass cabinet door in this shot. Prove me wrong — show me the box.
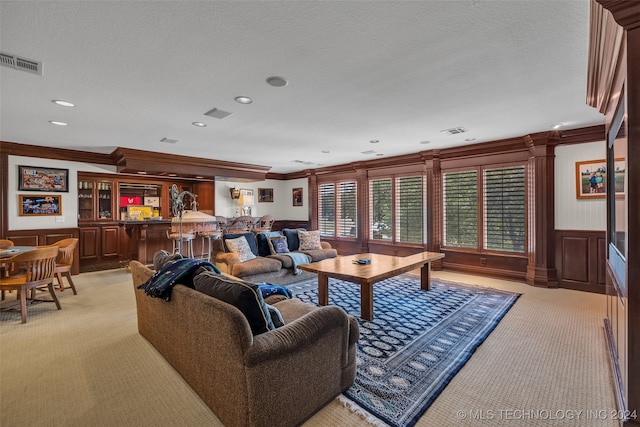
[97,182,113,219]
[78,180,94,220]
[78,178,115,221]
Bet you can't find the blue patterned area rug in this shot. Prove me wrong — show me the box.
[288,275,520,427]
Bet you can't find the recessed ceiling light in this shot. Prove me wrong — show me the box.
[464,138,476,142]
[419,140,431,145]
[266,76,288,87]
[192,122,207,127]
[49,120,67,126]
[160,137,178,143]
[51,99,75,107]
[321,150,330,153]
[369,140,379,144]
[376,153,384,157]
[234,96,253,104]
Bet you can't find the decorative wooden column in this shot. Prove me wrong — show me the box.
[525,134,559,287]
[306,170,318,229]
[425,151,443,270]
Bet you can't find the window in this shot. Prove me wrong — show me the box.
[443,170,478,248]
[443,166,526,253]
[396,176,424,243]
[318,184,335,236]
[318,181,357,237]
[370,178,392,240]
[369,175,424,244]
[484,166,525,252]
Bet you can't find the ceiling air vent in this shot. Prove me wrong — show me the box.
[0,51,42,75]
[160,137,178,144]
[440,127,468,135]
[361,150,377,155]
[205,108,233,119]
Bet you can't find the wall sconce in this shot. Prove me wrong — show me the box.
[230,187,240,199]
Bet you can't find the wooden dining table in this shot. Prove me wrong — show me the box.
[0,246,37,259]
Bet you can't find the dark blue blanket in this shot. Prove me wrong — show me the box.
[258,283,293,299]
[139,258,220,301]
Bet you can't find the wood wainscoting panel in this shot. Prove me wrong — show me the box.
[6,228,80,274]
[555,229,606,293]
[561,237,589,283]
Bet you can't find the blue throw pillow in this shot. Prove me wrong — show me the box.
[255,231,283,257]
[193,271,275,335]
[282,228,306,252]
[223,232,258,256]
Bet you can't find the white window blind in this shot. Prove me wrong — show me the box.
[370,178,392,240]
[484,166,526,252]
[318,181,357,238]
[337,181,357,237]
[318,183,335,237]
[369,175,424,243]
[396,176,424,243]
[443,170,478,248]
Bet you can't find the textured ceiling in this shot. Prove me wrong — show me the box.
[0,1,604,174]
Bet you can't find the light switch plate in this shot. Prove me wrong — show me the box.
[55,216,65,223]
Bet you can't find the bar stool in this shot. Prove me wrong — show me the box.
[166,229,195,258]
[199,230,222,261]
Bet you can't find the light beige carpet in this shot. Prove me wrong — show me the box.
[0,269,618,426]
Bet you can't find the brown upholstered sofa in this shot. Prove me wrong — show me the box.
[129,260,358,427]
[211,229,338,285]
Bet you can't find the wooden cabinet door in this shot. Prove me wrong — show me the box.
[101,226,120,257]
[79,227,99,260]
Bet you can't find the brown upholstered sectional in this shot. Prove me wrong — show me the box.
[211,230,338,285]
[129,260,358,427]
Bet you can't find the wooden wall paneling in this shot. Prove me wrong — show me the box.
[0,150,7,240]
[562,237,590,282]
[271,220,310,232]
[597,235,607,285]
[554,230,606,293]
[591,2,640,424]
[192,181,215,214]
[625,21,640,427]
[441,250,528,281]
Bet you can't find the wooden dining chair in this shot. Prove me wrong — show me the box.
[0,239,16,299]
[253,214,275,232]
[228,216,255,234]
[50,238,79,294]
[215,216,229,234]
[0,246,61,324]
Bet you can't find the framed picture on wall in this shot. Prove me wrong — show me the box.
[292,187,303,206]
[18,165,69,192]
[258,188,273,203]
[575,158,625,199]
[19,194,62,216]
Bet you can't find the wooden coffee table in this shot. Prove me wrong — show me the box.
[297,252,445,320]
